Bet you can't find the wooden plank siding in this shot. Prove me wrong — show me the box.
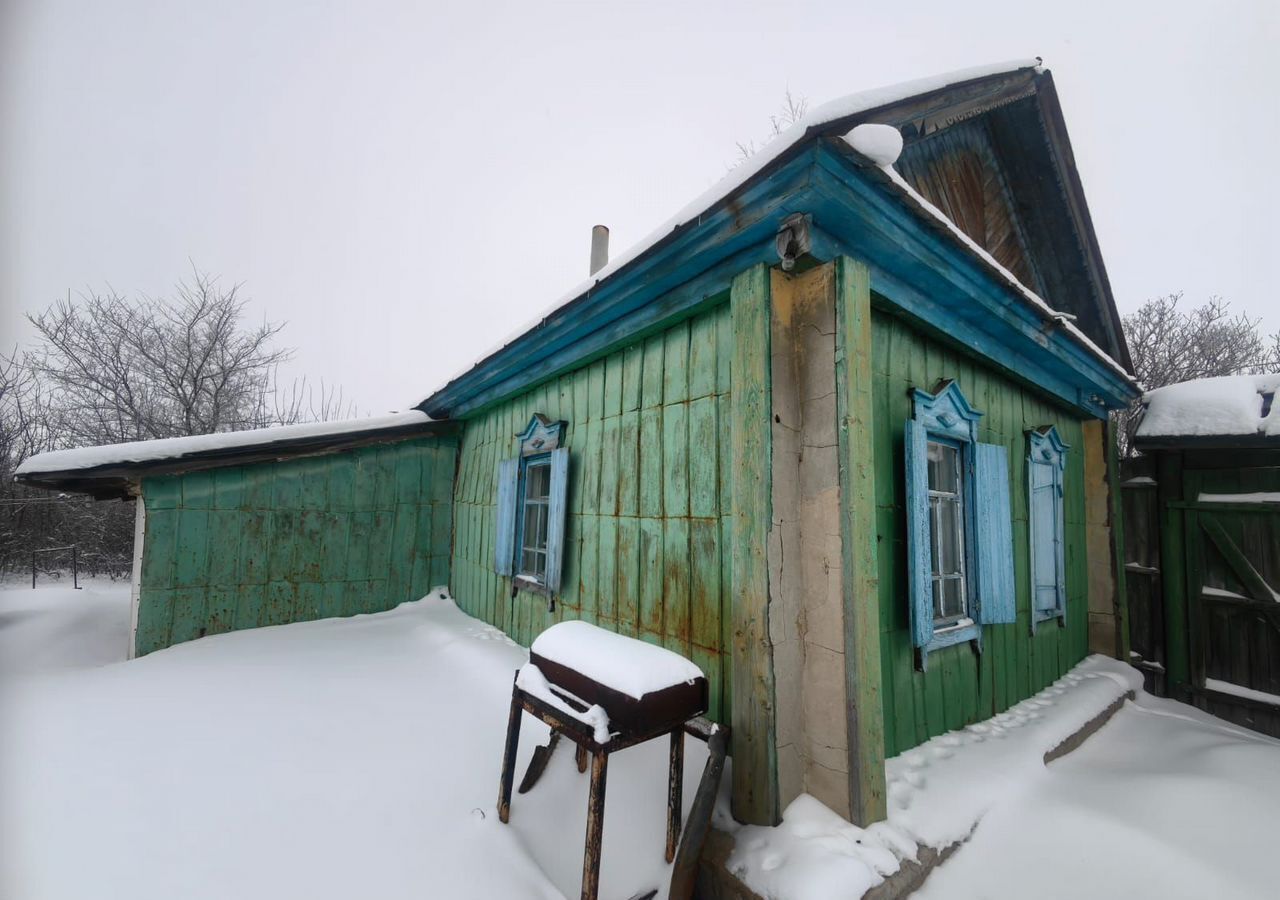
[448,301,736,725]
[871,307,1091,757]
[134,435,458,656]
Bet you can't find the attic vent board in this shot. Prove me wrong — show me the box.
[896,121,1044,296]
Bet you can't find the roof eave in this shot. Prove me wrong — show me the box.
[15,419,461,498]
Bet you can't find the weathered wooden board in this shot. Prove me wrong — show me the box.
[834,256,887,824]
[448,301,735,727]
[134,434,458,656]
[872,308,1092,758]
[728,263,779,826]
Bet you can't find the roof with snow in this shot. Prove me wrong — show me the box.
[14,411,455,498]
[1135,374,1280,447]
[418,60,1136,420]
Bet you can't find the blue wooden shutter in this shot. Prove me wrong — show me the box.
[494,457,518,576]
[974,442,1016,624]
[904,419,934,649]
[544,448,570,593]
[1029,458,1066,627]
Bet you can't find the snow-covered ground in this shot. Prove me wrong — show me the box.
[0,584,706,900]
[916,693,1280,900]
[4,581,1278,900]
[725,658,1280,900]
[0,578,132,675]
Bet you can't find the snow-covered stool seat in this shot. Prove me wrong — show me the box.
[497,621,710,900]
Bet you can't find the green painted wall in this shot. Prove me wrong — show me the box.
[451,302,734,722]
[871,309,1090,757]
[136,435,458,656]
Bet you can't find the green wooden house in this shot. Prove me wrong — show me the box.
[17,60,1139,829]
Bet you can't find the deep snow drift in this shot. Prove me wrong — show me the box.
[0,579,131,676]
[4,583,1278,900]
[0,587,706,900]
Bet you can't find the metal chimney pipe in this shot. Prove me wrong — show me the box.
[590,225,609,276]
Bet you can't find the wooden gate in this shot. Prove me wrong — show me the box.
[1122,451,1280,736]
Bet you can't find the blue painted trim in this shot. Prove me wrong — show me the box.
[422,153,816,417]
[1027,425,1069,630]
[807,143,1135,412]
[974,442,1017,625]
[925,621,981,653]
[907,382,987,669]
[517,414,566,456]
[422,141,1138,421]
[911,381,982,443]
[494,457,518,576]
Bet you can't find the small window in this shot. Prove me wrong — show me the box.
[927,440,968,626]
[905,380,1016,669]
[519,456,552,581]
[494,415,569,596]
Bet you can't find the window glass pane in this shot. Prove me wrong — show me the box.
[525,462,550,501]
[927,442,957,493]
[926,440,966,625]
[929,498,943,576]
[522,504,541,550]
[937,499,960,575]
[940,577,964,620]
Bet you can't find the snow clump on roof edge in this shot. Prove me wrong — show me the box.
[1137,373,1280,438]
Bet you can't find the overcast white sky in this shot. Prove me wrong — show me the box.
[2,0,1277,413]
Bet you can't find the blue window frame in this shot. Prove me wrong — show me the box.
[495,415,569,596]
[905,381,1016,669]
[1027,426,1068,630]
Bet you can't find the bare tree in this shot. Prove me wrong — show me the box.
[3,270,356,575]
[1118,293,1280,453]
[23,272,316,447]
[735,89,809,163]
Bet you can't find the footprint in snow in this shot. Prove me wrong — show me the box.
[904,751,928,770]
[930,745,954,760]
[940,734,963,747]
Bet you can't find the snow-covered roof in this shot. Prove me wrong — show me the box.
[15,410,439,479]
[420,58,1140,413]
[1136,374,1280,441]
[457,59,1042,378]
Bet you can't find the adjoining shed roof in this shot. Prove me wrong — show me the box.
[1135,374,1280,448]
[418,58,1135,419]
[14,411,455,499]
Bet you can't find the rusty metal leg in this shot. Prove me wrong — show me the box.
[497,685,523,824]
[665,727,684,863]
[580,750,609,900]
[575,741,589,773]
